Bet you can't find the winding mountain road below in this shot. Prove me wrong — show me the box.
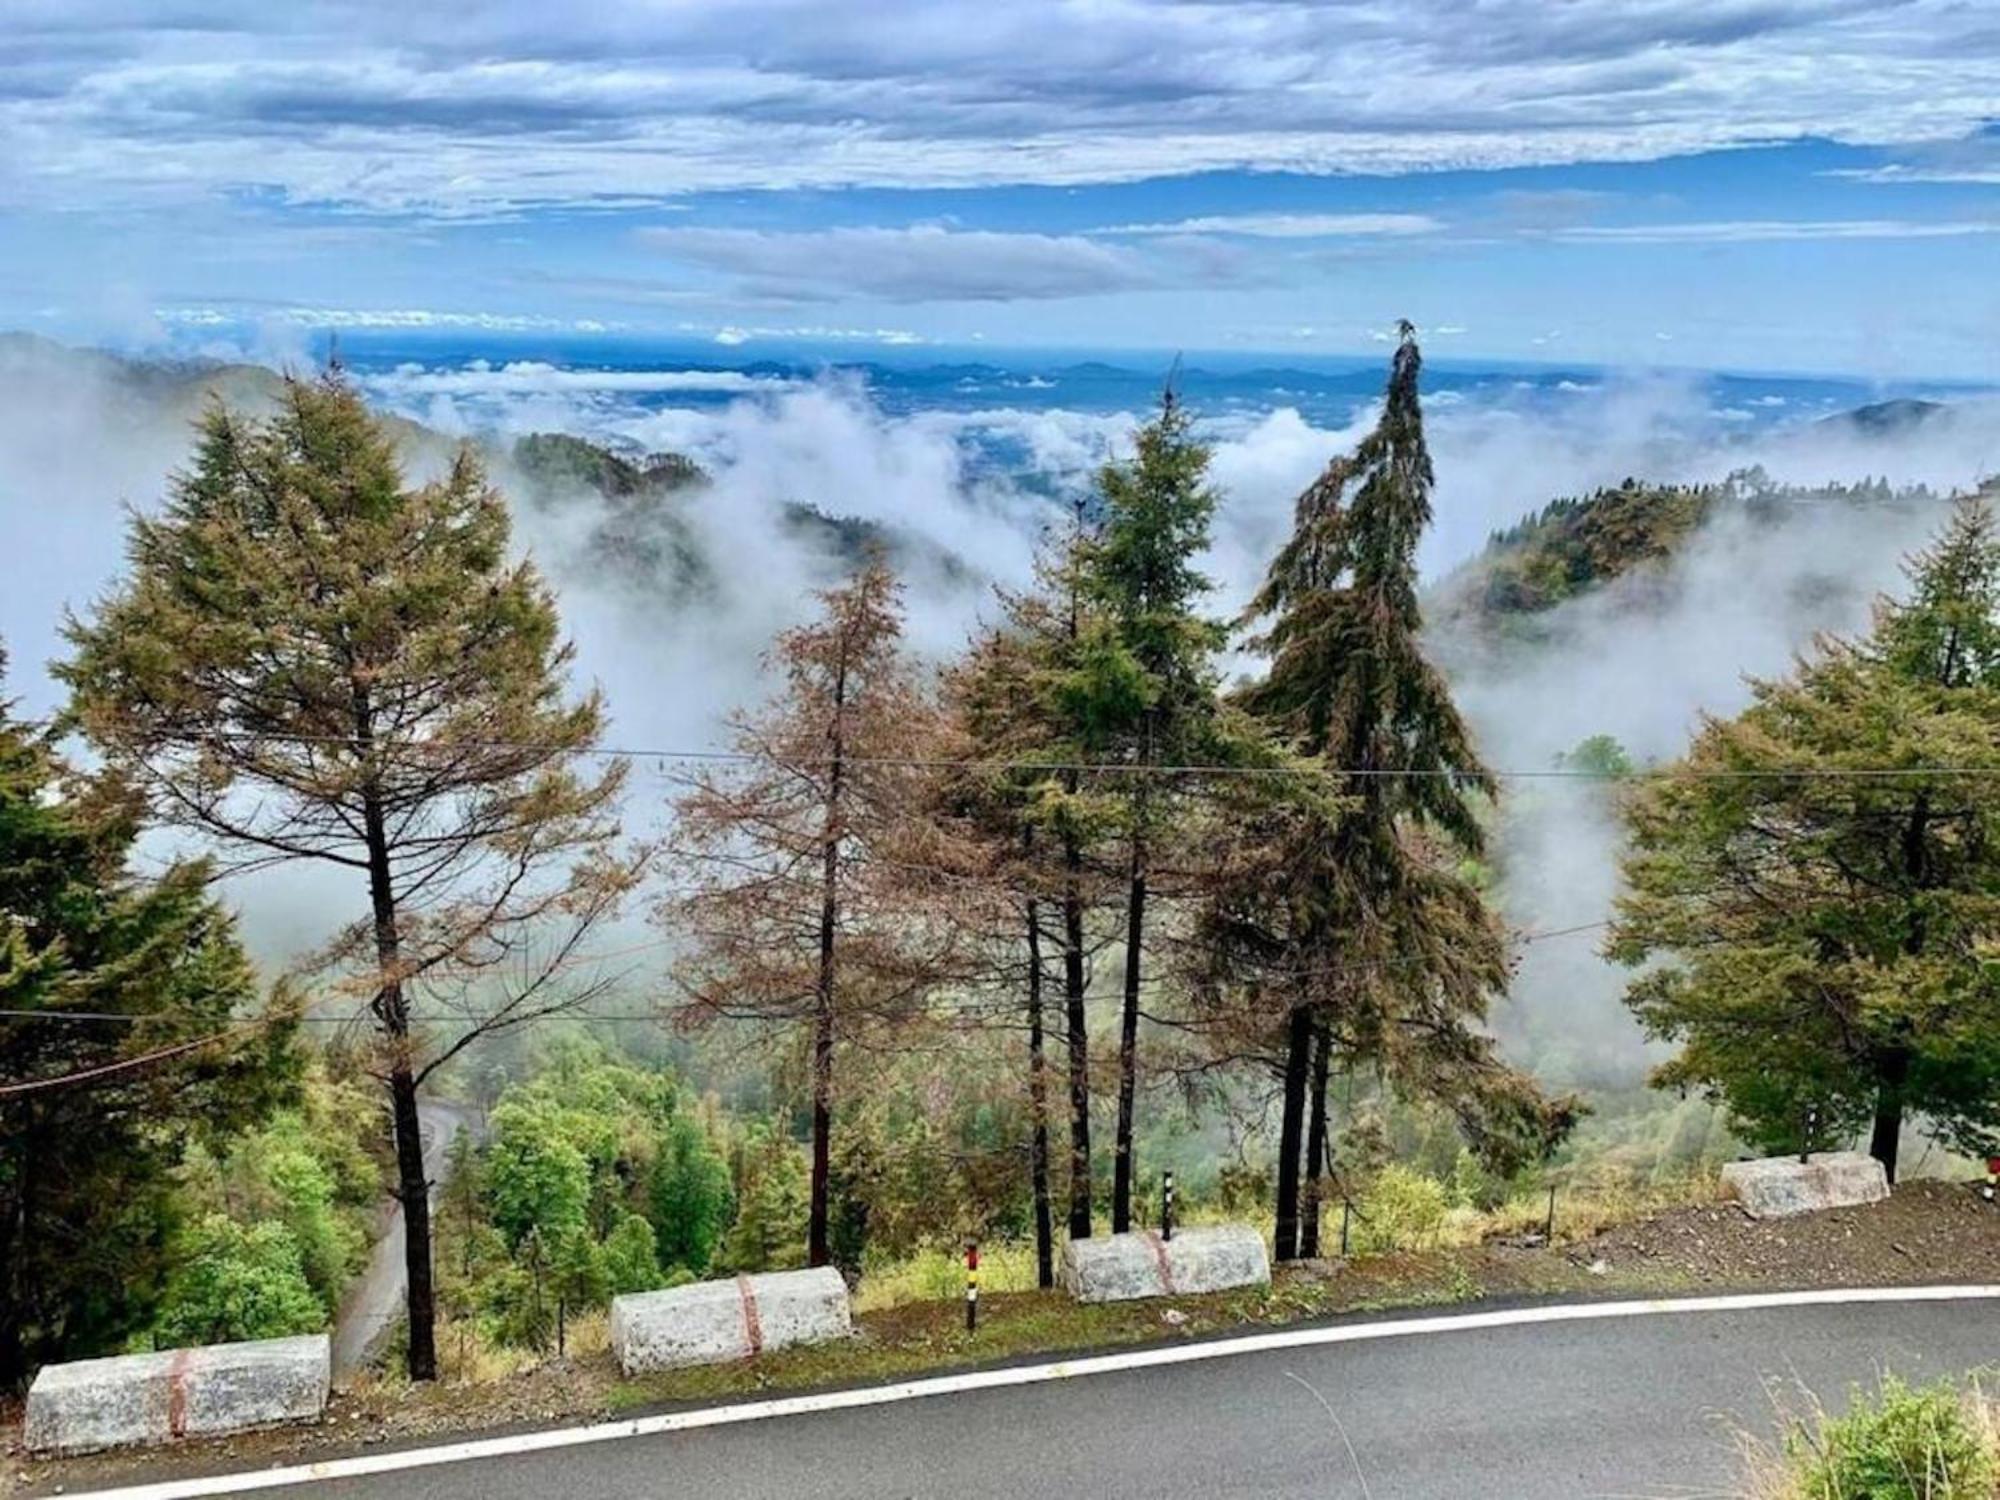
[330,1100,480,1379]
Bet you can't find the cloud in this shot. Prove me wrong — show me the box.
[366,361,798,396]
[1829,166,2000,185]
[705,325,930,346]
[159,305,618,331]
[636,224,1156,303]
[4,1,1997,214]
[1097,212,1441,238]
[1550,218,2000,243]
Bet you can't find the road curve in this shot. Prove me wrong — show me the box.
[71,1290,2000,1500]
[330,1100,479,1378]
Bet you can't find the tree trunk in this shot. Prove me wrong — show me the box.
[1299,1017,1332,1258]
[1869,1047,1909,1184]
[359,765,436,1382]
[0,1111,34,1388]
[1025,897,1055,1289]
[1062,828,1092,1242]
[809,655,849,1269]
[1273,1004,1314,1261]
[386,1065,436,1381]
[1112,838,1145,1234]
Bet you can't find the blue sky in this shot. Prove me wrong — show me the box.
[4,1,1997,378]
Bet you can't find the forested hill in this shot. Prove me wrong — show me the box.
[509,430,971,605]
[1434,468,1985,631]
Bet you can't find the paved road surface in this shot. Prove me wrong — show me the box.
[330,1101,479,1378]
[162,1294,2000,1500]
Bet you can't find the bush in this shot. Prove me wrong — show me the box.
[649,1116,733,1276]
[603,1212,664,1295]
[486,1097,592,1248]
[154,1215,324,1347]
[1785,1376,1994,1499]
[1351,1165,1449,1254]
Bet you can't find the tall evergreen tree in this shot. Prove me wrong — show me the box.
[669,558,950,1266]
[1611,499,2000,1180]
[61,377,630,1380]
[1083,388,1228,1232]
[1224,325,1568,1257]
[0,657,294,1386]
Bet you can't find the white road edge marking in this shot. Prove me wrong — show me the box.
[56,1284,2000,1500]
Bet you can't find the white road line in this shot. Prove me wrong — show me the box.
[54,1284,2000,1500]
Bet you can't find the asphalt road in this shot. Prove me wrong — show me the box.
[330,1101,479,1377]
[267,1295,1994,1500]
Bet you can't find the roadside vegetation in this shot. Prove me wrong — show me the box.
[1741,1374,1998,1500]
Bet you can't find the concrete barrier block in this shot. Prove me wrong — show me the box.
[25,1335,331,1456]
[611,1266,851,1374]
[1061,1224,1270,1304]
[1720,1151,1891,1219]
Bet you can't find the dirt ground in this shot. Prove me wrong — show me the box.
[8,1180,1996,1498]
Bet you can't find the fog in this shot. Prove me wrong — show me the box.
[2,332,1994,1086]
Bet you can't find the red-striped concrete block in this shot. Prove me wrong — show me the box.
[24,1335,330,1455]
[1061,1225,1270,1303]
[610,1267,851,1374]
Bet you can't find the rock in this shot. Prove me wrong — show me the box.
[24,1336,330,1456]
[1720,1152,1890,1220]
[1161,1308,1188,1327]
[610,1267,852,1375]
[1060,1225,1270,1304]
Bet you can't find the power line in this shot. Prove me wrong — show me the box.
[18,721,2000,781]
[0,921,1614,1033]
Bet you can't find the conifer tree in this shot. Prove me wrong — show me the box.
[0,655,294,1385]
[1612,499,2000,1180]
[61,377,630,1380]
[669,558,949,1265]
[1083,388,1228,1232]
[1224,325,1569,1257]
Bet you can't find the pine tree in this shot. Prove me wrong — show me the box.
[937,545,1128,1276]
[1611,498,2000,1180]
[60,376,631,1379]
[0,657,294,1385]
[1082,388,1228,1232]
[1224,325,1570,1258]
[669,558,950,1265]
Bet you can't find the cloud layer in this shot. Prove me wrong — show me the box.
[6,1,1998,213]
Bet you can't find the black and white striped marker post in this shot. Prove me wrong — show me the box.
[965,1240,979,1332]
[1162,1169,1175,1242]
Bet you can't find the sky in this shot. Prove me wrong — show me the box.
[3,1,1999,378]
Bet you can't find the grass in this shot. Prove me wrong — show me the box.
[361,1171,1722,1425]
[602,1252,1493,1414]
[1737,1374,2000,1499]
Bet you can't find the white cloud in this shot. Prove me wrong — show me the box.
[706,324,930,346]
[1827,166,2000,185]
[637,224,1155,303]
[158,305,619,331]
[1097,212,1440,238]
[366,360,798,396]
[4,2,1996,214]
[1551,218,2000,244]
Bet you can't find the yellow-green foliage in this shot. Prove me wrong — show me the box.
[853,1241,1040,1313]
[1351,1165,1450,1253]
[1766,1376,1996,1500]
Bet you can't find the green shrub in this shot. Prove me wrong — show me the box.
[154,1215,324,1347]
[1788,1376,1993,1499]
[603,1212,664,1295]
[649,1116,733,1276]
[1351,1165,1449,1254]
